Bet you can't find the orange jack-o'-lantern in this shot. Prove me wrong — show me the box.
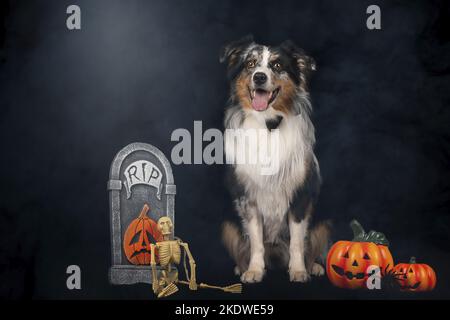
[326,220,394,289]
[393,257,437,291]
[123,203,162,265]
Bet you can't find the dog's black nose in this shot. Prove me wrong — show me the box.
[253,72,267,85]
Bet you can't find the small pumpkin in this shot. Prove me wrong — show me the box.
[393,257,436,291]
[123,203,163,265]
[326,220,394,289]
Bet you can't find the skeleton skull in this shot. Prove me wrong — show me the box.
[157,216,173,236]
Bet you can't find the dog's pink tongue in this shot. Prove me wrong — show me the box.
[252,90,270,111]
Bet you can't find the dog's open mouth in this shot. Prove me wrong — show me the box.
[249,87,280,111]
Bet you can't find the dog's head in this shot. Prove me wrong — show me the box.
[220,35,316,114]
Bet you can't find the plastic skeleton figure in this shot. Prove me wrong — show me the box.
[150,216,196,297]
[150,216,242,298]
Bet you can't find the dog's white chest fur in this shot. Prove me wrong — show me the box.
[225,110,312,235]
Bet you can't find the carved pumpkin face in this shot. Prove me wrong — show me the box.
[393,257,436,291]
[326,220,394,289]
[327,241,393,289]
[123,203,162,265]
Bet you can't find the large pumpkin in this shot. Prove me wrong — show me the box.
[123,203,162,265]
[393,257,436,292]
[326,220,394,289]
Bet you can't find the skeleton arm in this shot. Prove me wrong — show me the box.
[179,241,198,290]
[150,243,159,294]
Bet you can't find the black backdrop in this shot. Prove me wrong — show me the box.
[0,0,449,299]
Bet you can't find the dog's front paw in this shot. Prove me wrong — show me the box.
[311,263,325,276]
[241,269,265,283]
[289,269,310,282]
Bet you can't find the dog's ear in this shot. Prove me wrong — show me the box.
[220,34,254,68]
[281,40,316,73]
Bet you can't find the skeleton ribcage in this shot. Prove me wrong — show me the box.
[158,241,181,267]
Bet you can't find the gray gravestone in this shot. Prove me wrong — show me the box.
[108,142,176,284]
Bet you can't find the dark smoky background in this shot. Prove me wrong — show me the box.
[0,0,449,299]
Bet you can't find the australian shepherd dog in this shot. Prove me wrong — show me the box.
[221,35,330,283]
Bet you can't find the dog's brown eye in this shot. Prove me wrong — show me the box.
[246,60,256,68]
[273,62,282,71]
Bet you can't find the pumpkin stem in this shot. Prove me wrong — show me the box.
[410,257,416,264]
[139,203,150,218]
[350,220,365,240]
[349,220,390,246]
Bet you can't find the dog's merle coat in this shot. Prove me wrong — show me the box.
[221,36,330,283]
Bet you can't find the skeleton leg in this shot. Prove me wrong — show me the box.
[178,281,242,294]
[288,212,310,282]
[241,212,265,283]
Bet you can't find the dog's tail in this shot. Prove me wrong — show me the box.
[307,220,332,270]
[222,221,250,273]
